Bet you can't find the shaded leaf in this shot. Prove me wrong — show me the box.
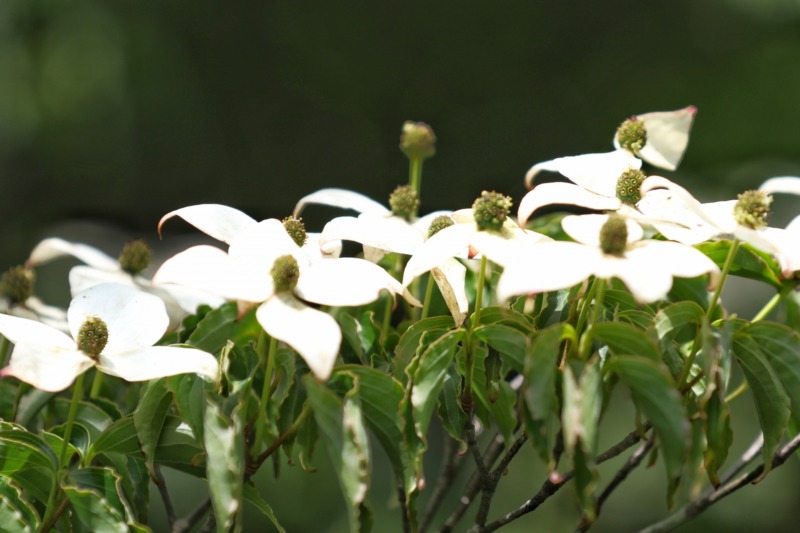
[187,301,239,354]
[0,476,39,531]
[243,484,285,533]
[204,401,244,533]
[133,379,172,477]
[393,316,454,379]
[697,240,782,289]
[592,322,659,361]
[473,323,528,372]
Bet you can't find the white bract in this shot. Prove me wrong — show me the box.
[154,218,414,380]
[496,214,720,304]
[0,283,218,392]
[519,107,696,227]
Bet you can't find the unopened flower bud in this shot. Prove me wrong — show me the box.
[616,117,647,154]
[0,266,35,304]
[427,215,455,238]
[119,240,151,275]
[271,255,300,292]
[400,121,436,160]
[599,215,628,256]
[472,191,513,231]
[733,190,772,230]
[282,216,308,247]
[389,185,420,221]
[615,168,647,205]
[78,316,109,358]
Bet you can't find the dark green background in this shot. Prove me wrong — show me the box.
[2,1,800,531]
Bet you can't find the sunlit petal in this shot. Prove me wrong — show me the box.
[598,253,674,303]
[0,345,93,392]
[98,346,218,382]
[27,237,121,271]
[296,257,401,307]
[561,214,643,247]
[633,106,696,170]
[256,294,341,380]
[402,223,475,286]
[293,188,391,217]
[431,259,468,327]
[320,214,424,256]
[228,219,302,268]
[0,313,75,349]
[525,151,640,197]
[68,265,136,296]
[158,204,257,244]
[759,176,800,196]
[518,182,621,227]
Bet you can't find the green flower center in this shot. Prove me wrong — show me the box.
[427,215,455,238]
[119,240,151,275]
[78,316,109,359]
[282,216,308,247]
[389,185,420,221]
[599,215,628,256]
[399,121,436,160]
[616,117,647,154]
[271,255,300,292]
[733,190,772,230]
[615,168,647,205]
[472,190,513,231]
[0,266,35,304]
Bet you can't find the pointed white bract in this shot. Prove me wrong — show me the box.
[613,106,697,171]
[0,283,218,392]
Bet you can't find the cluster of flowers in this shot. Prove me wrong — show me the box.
[2,110,800,392]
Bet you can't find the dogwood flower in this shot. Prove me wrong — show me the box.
[519,107,696,227]
[0,283,218,392]
[496,214,720,304]
[0,265,68,331]
[154,218,414,380]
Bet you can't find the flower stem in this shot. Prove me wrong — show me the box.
[0,334,10,367]
[752,291,782,323]
[472,256,488,329]
[89,370,103,399]
[578,278,606,360]
[421,273,436,320]
[706,238,740,320]
[252,333,277,460]
[463,256,488,412]
[409,157,423,215]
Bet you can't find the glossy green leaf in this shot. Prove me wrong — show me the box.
[732,333,790,477]
[187,301,239,354]
[65,466,149,532]
[653,301,705,346]
[393,316,454,378]
[703,390,732,487]
[133,378,172,477]
[467,345,517,448]
[436,366,468,445]
[475,305,534,332]
[243,484,285,533]
[473,323,528,372]
[697,240,782,289]
[0,429,57,502]
[168,373,206,444]
[98,453,150,525]
[204,401,244,533]
[0,476,39,531]
[592,322,659,361]
[743,322,800,423]
[607,356,689,495]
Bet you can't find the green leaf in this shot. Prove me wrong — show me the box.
[204,401,245,533]
[168,373,207,444]
[64,467,147,533]
[703,390,732,487]
[475,305,534,332]
[732,333,791,477]
[466,345,517,448]
[97,454,150,525]
[607,356,690,501]
[436,367,468,445]
[243,484,285,533]
[304,377,372,533]
[592,322,660,361]
[743,322,800,424]
[0,429,57,502]
[653,301,705,346]
[523,323,577,466]
[393,316,454,378]
[473,323,528,372]
[187,301,239,354]
[0,476,39,531]
[133,379,172,477]
[696,240,783,289]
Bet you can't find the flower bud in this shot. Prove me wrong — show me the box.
[0,266,35,304]
[427,215,455,238]
[78,316,109,358]
[271,255,300,292]
[389,185,420,221]
[400,121,436,160]
[599,215,628,256]
[733,190,772,230]
[616,117,647,154]
[615,168,647,205]
[472,190,513,231]
[119,240,151,275]
[282,216,308,247]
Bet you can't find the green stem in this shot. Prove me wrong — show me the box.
[89,370,103,399]
[409,157,423,213]
[578,278,606,360]
[677,329,703,390]
[752,291,782,323]
[421,273,436,320]
[462,256,489,412]
[706,238,740,320]
[252,334,277,460]
[471,256,488,330]
[0,335,10,368]
[724,381,749,403]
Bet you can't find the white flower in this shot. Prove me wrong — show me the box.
[27,237,225,327]
[154,219,413,380]
[496,214,720,304]
[294,187,470,325]
[0,283,218,392]
[519,107,696,226]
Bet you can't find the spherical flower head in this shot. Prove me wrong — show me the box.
[615,168,647,205]
[427,215,455,238]
[389,185,420,221]
[282,216,308,247]
[733,190,772,230]
[472,190,513,231]
[599,215,628,256]
[0,266,35,304]
[119,240,151,275]
[271,255,300,292]
[399,121,436,160]
[77,315,109,359]
[616,116,647,154]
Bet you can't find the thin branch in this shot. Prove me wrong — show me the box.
[420,435,465,533]
[172,497,213,533]
[399,481,412,533]
[154,465,177,528]
[472,433,529,530]
[639,432,800,533]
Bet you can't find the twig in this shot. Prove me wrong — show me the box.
[154,465,177,528]
[638,432,800,533]
[472,433,529,530]
[399,480,412,533]
[420,435,465,533]
[172,497,213,533]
